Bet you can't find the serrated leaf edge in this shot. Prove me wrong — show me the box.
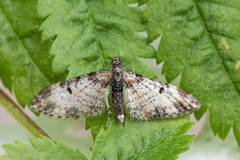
[130,122,194,160]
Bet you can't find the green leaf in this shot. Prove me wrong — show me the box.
[138,0,149,6]
[2,137,88,160]
[123,0,139,4]
[0,0,67,107]
[123,0,148,6]
[85,106,109,141]
[91,116,195,160]
[143,0,240,144]
[37,0,156,79]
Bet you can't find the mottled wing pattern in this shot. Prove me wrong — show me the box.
[123,71,200,120]
[30,71,111,119]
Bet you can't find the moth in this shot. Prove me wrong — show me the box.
[30,57,200,124]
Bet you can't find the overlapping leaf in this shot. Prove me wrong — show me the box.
[91,117,195,160]
[2,137,87,160]
[0,0,67,107]
[143,0,240,144]
[38,0,155,79]
[1,118,195,160]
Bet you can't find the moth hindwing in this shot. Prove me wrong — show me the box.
[30,57,201,123]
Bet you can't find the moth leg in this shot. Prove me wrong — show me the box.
[137,119,140,124]
[105,92,112,127]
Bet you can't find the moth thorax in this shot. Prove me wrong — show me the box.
[113,68,123,81]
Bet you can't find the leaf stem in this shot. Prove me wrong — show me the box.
[0,88,54,142]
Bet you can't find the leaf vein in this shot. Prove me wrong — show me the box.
[0,6,50,87]
[130,129,176,160]
[193,0,240,96]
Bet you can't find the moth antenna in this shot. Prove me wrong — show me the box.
[119,53,126,70]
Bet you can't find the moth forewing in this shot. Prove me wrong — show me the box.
[123,70,200,120]
[30,70,111,119]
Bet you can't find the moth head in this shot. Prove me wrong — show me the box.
[111,56,122,67]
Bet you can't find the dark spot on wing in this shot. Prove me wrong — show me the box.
[74,76,82,88]
[163,111,168,116]
[125,82,133,88]
[75,115,80,118]
[164,83,170,88]
[161,106,166,114]
[136,73,145,81]
[193,100,200,107]
[76,76,81,81]
[159,87,164,94]
[42,102,56,113]
[36,87,52,100]
[87,71,97,80]
[67,87,72,94]
[174,101,192,112]
[38,86,51,96]
[99,70,108,74]
[136,73,143,77]
[30,96,41,106]
[88,71,97,76]
[43,104,53,112]
[37,104,43,110]
[93,79,100,85]
[154,107,162,115]
[173,103,185,113]
[59,81,66,87]
[102,81,110,88]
